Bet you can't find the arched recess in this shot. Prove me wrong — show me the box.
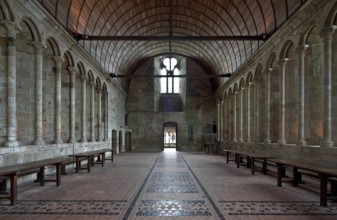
[118,130,123,153]
[42,37,61,144]
[76,62,86,141]
[16,18,42,145]
[222,91,228,140]
[300,26,324,146]
[125,131,132,152]
[279,40,298,144]
[267,53,279,143]
[61,51,75,142]
[111,129,118,153]
[233,84,239,142]
[87,71,95,141]
[95,77,102,141]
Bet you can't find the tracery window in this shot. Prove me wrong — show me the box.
[160,56,180,93]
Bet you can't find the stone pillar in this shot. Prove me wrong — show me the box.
[68,67,77,143]
[223,97,227,140]
[296,45,308,146]
[278,59,287,145]
[53,57,63,144]
[264,69,271,144]
[81,74,87,143]
[97,86,102,141]
[104,91,109,141]
[321,27,335,147]
[239,88,244,142]
[217,101,221,141]
[246,83,251,142]
[90,82,95,142]
[3,21,20,147]
[32,42,45,145]
[220,100,224,141]
[233,93,237,142]
[255,81,260,142]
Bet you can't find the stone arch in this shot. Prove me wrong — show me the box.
[19,17,42,42]
[325,1,337,27]
[0,0,15,21]
[111,129,118,153]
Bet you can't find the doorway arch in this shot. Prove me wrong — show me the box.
[118,130,123,153]
[111,129,117,153]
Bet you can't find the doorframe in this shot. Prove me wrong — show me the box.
[163,122,178,151]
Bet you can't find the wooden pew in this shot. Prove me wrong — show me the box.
[269,158,337,207]
[0,157,72,205]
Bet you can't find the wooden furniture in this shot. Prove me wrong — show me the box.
[104,149,114,162]
[68,149,111,173]
[0,157,72,205]
[269,158,337,207]
[223,149,275,175]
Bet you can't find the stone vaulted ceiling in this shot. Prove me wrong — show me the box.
[37,0,307,90]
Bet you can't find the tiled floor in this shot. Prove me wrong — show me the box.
[0,149,336,219]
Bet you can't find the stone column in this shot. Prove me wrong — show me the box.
[97,86,102,141]
[81,74,87,142]
[104,91,109,141]
[246,83,251,142]
[296,45,308,146]
[239,88,244,142]
[32,42,45,145]
[68,67,77,143]
[53,57,63,144]
[223,97,227,140]
[90,82,95,142]
[278,59,287,145]
[3,21,20,147]
[217,101,221,141]
[321,27,335,147]
[220,100,224,141]
[233,93,237,142]
[255,81,260,142]
[264,69,271,144]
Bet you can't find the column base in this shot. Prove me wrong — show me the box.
[297,140,307,146]
[264,139,271,144]
[68,138,76,143]
[90,139,96,142]
[321,141,334,148]
[54,139,63,144]
[278,139,286,145]
[81,139,87,143]
[4,140,19,147]
[34,140,45,145]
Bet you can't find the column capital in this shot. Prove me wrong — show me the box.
[1,20,21,38]
[30,41,46,54]
[53,56,64,64]
[67,66,78,75]
[80,73,87,81]
[278,58,288,66]
[320,26,336,40]
[295,45,308,55]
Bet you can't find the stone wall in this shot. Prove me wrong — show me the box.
[127,57,215,151]
[0,0,126,167]
[215,0,337,166]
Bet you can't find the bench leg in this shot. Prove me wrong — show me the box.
[75,157,80,173]
[40,167,45,186]
[226,152,229,164]
[56,163,61,186]
[87,156,91,173]
[276,164,283,187]
[111,150,114,163]
[293,167,300,186]
[320,174,328,207]
[9,174,17,205]
[251,158,255,175]
[262,159,267,175]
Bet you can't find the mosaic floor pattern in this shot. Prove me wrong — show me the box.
[0,149,336,220]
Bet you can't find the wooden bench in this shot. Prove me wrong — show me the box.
[223,149,275,175]
[68,148,112,173]
[0,157,72,205]
[269,158,337,207]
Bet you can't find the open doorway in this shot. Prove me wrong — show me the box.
[163,122,177,149]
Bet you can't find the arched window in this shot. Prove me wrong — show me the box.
[160,56,180,93]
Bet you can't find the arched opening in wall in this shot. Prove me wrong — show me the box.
[163,122,177,150]
[125,131,132,152]
[118,130,123,153]
[111,129,117,152]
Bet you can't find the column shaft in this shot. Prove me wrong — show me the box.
[278,59,287,145]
